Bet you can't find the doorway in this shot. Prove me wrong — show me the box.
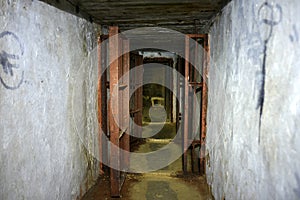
[96,26,209,198]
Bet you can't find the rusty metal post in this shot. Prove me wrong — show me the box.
[97,36,108,175]
[192,40,199,173]
[200,35,209,175]
[121,39,130,170]
[169,60,174,122]
[134,55,143,138]
[118,36,124,132]
[175,58,181,132]
[97,36,103,175]
[182,35,190,173]
[102,40,108,171]
[119,39,130,172]
[109,26,120,197]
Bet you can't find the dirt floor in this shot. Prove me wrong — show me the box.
[82,122,213,200]
[82,172,213,200]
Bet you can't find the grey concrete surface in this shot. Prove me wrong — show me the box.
[206,0,300,199]
[0,0,100,199]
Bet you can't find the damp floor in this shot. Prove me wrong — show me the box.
[82,123,213,200]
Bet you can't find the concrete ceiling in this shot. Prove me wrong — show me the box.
[40,0,230,34]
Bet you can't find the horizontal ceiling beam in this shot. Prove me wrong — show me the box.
[39,0,230,33]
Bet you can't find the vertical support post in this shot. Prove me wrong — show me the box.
[109,26,120,197]
[134,56,143,138]
[192,40,199,173]
[182,36,190,173]
[175,58,181,132]
[97,36,108,175]
[118,36,124,133]
[200,35,209,175]
[97,36,103,174]
[169,60,173,122]
[121,39,130,171]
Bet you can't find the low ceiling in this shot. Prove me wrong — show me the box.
[40,0,230,34]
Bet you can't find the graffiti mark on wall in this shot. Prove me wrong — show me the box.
[0,31,25,90]
[256,2,282,143]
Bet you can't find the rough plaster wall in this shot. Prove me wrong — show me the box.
[206,0,300,199]
[0,0,100,199]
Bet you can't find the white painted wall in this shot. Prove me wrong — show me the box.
[206,0,300,199]
[0,1,100,199]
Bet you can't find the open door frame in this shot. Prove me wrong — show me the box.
[97,26,131,198]
[182,34,209,175]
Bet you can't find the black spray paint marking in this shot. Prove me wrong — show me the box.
[257,2,282,143]
[0,31,25,90]
[289,24,299,42]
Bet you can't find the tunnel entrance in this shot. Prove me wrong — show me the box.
[96,26,209,198]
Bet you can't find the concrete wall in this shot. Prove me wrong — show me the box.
[206,0,300,199]
[0,0,100,199]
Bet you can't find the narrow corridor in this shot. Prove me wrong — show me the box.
[1,1,300,200]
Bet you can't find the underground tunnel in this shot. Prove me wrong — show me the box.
[0,0,300,199]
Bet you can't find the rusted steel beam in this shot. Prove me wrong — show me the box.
[118,36,124,133]
[175,57,181,132]
[200,34,209,175]
[169,60,173,122]
[189,82,203,87]
[133,55,143,138]
[137,56,143,138]
[97,36,108,175]
[102,41,108,170]
[188,86,194,173]
[109,26,121,197]
[186,34,206,38]
[117,37,128,188]
[193,41,199,173]
[97,37,103,175]
[182,35,190,173]
[122,39,130,171]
